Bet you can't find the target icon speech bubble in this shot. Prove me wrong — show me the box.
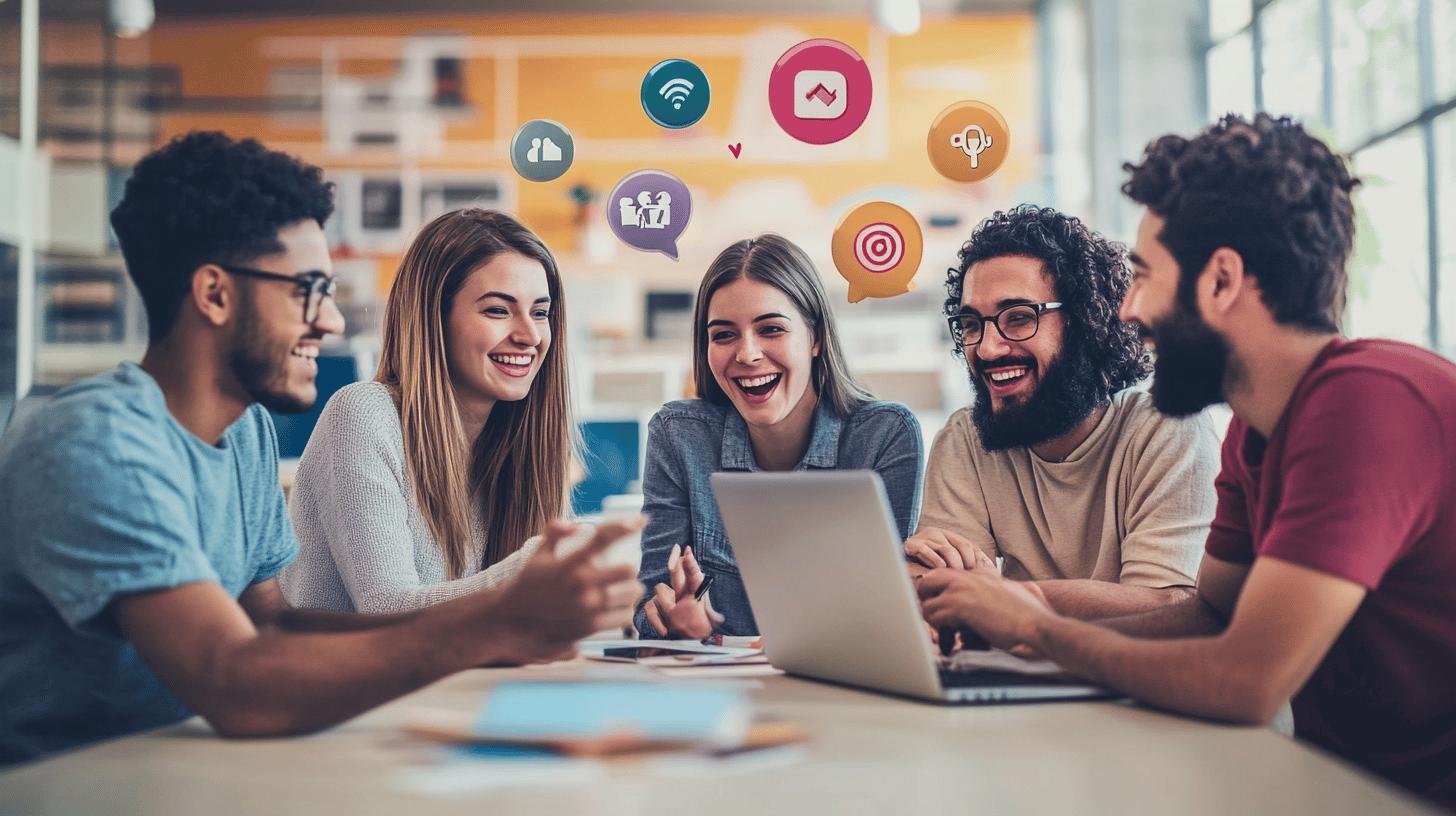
[853,222,905,273]
[831,201,923,303]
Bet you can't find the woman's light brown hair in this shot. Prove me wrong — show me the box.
[692,233,872,418]
[377,208,576,578]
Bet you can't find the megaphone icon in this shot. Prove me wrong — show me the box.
[950,124,991,169]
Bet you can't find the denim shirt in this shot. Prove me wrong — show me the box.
[634,398,924,637]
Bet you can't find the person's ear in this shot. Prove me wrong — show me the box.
[190,264,234,329]
[1196,247,1246,327]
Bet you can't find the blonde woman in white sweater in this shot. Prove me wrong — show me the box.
[282,209,582,613]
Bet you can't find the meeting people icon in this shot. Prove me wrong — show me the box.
[607,169,691,259]
[619,191,673,230]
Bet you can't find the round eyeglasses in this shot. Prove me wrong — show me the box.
[947,302,1064,350]
[221,266,338,324]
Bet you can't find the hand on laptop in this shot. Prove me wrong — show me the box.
[916,568,1053,653]
[486,518,646,663]
[905,527,996,572]
[643,544,724,639]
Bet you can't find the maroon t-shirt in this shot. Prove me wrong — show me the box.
[1206,338,1456,807]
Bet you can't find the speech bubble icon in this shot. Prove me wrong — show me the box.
[607,170,691,260]
[831,201,923,303]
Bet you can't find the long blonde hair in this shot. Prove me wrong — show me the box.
[376,209,576,578]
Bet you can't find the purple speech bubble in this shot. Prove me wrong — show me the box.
[607,170,691,260]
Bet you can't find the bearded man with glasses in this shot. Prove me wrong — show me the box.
[905,204,1223,620]
[915,116,1456,809]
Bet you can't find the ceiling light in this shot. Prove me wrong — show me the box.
[873,0,921,36]
[109,0,154,38]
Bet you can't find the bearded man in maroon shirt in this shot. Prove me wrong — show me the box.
[916,112,1456,809]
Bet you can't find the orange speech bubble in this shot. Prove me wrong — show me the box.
[831,201,923,304]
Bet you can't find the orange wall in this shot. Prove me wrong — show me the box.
[81,12,1037,283]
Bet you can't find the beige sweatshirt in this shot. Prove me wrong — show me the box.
[918,387,1222,588]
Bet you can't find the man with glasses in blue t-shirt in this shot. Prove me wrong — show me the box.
[0,131,643,765]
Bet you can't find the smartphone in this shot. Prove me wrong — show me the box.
[600,646,728,660]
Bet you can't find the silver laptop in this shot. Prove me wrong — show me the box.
[711,471,1113,704]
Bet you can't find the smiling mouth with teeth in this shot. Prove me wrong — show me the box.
[734,373,781,396]
[988,367,1029,383]
[489,354,534,367]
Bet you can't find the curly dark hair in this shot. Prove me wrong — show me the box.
[1121,112,1359,332]
[945,204,1151,399]
[110,131,335,342]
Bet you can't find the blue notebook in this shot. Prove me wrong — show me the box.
[475,682,751,747]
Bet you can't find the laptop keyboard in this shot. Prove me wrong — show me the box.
[938,666,1056,688]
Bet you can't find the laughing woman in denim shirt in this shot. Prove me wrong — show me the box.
[635,234,924,638]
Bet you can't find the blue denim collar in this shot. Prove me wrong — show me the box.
[721,398,843,471]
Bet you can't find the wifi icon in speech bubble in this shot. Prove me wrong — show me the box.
[659,78,694,110]
[641,59,710,129]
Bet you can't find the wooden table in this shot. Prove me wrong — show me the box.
[0,661,1437,815]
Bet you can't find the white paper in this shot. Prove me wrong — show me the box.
[652,665,782,679]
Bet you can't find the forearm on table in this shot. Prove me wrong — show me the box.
[1032,579,1195,619]
[205,592,506,736]
[1091,593,1228,638]
[1030,615,1279,725]
[269,606,418,632]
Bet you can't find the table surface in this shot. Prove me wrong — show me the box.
[0,661,1438,816]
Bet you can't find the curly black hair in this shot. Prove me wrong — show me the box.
[1121,112,1359,332]
[945,204,1151,399]
[110,131,335,342]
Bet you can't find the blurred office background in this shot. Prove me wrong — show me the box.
[1,0,1452,510]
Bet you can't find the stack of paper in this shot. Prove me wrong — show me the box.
[405,681,803,757]
[480,681,750,748]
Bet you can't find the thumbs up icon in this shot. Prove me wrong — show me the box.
[527,136,563,164]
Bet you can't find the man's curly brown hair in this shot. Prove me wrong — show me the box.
[1121,112,1360,332]
[945,204,1152,400]
[111,131,335,342]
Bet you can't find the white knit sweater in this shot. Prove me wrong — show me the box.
[281,381,539,614]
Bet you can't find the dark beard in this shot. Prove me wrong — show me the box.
[227,293,315,414]
[969,345,1105,452]
[1145,303,1230,417]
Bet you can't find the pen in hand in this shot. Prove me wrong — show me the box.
[694,574,719,646]
[693,572,715,601]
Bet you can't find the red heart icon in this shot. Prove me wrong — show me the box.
[728,143,742,158]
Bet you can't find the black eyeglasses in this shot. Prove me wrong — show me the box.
[948,302,1064,349]
[221,266,338,324]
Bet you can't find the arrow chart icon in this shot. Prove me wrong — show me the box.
[804,83,837,107]
[792,70,847,120]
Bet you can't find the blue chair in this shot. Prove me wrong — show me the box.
[269,353,364,459]
[573,419,642,515]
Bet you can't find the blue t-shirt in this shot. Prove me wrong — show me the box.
[0,363,298,765]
